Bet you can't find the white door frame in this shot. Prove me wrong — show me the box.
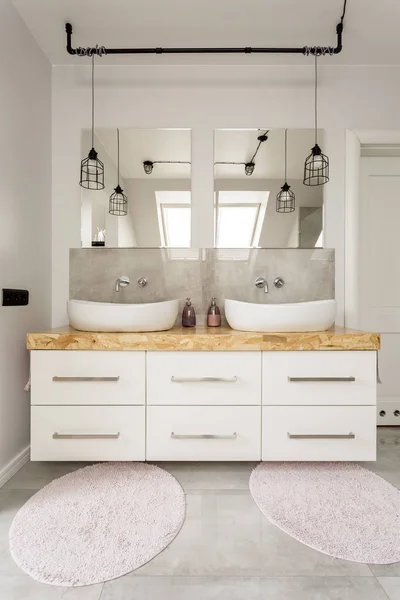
[344,129,400,330]
[345,130,400,425]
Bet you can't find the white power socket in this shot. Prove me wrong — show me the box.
[377,401,400,426]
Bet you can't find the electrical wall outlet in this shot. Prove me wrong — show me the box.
[2,289,29,306]
[377,400,400,426]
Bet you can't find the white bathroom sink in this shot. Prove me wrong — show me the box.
[225,298,336,333]
[67,299,180,333]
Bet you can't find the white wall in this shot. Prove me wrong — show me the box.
[344,130,361,329]
[51,64,400,326]
[0,2,51,480]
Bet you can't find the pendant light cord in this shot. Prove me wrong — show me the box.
[314,54,318,145]
[117,128,120,186]
[249,130,269,163]
[341,0,347,23]
[91,54,95,149]
[284,129,287,182]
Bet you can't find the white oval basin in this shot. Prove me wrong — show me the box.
[67,299,179,333]
[225,298,336,333]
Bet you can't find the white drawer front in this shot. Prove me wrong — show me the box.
[147,406,261,461]
[147,352,261,406]
[31,351,145,406]
[31,406,145,461]
[262,351,376,406]
[262,406,376,461]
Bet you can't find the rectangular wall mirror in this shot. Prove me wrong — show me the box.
[80,128,191,248]
[214,129,324,248]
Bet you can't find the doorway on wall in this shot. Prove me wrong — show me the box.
[356,142,400,426]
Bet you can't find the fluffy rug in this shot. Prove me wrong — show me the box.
[9,462,185,586]
[250,462,400,564]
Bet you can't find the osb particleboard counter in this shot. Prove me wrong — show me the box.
[27,326,380,352]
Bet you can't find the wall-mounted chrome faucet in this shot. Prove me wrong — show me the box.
[115,276,130,292]
[255,277,285,294]
[115,276,148,291]
[255,277,268,294]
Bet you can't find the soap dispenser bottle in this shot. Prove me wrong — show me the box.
[182,298,196,327]
[207,298,221,327]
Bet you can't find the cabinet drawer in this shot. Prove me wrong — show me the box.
[262,351,376,406]
[262,406,376,461]
[31,351,145,406]
[31,406,145,461]
[147,352,261,406]
[147,406,261,461]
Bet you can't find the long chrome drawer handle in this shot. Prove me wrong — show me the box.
[171,432,237,440]
[52,376,120,382]
[53,432,120,439]
[171,376,238,383]
[287,432,355,439]
[288,376,356,382]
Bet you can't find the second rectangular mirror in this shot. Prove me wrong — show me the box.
[214,129,324,248]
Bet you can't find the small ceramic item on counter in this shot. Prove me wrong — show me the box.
[182,298,196,327]
[207,298,221,327]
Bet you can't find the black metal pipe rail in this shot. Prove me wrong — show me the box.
[65,3,346,59]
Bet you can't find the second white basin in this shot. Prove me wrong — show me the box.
[67,299,180,332]
[225,298,336,333]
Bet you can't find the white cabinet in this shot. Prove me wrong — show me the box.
[262,406,376,461]
[31,351,145,406]
[262,351,376,406]
[31,406,145,461]
[262,351,376,461]
[147,406,261,461]
[30,350,146,461]
[147,352,261,406]
[29,349,377,462]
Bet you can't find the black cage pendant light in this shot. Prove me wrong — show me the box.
[303,55,329,186]
[80,54,105,190]
[109,129,128,216]
[277,129,295,213]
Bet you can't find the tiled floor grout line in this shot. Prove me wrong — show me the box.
[375,576,393,600]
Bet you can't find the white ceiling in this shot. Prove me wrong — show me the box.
[13,0,400,66]
[94,128,318,180]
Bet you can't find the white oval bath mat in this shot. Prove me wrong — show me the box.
[250,462,400,564]
[9,462,185,586]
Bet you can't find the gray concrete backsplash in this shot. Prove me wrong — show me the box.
[70,248,335,325]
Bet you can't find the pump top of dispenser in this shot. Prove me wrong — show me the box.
[209,298,220,314]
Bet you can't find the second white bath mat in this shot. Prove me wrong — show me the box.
[250,461,400,564]
[9,462,185,586]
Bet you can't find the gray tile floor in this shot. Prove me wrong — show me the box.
[1,429,400,599]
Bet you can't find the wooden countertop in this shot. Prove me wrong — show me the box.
[26,325,380,351]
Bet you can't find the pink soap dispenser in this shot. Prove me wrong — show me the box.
[207,298,221,327]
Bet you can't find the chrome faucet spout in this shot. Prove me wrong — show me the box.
[115,276,130,292]
[255,277,268,294]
